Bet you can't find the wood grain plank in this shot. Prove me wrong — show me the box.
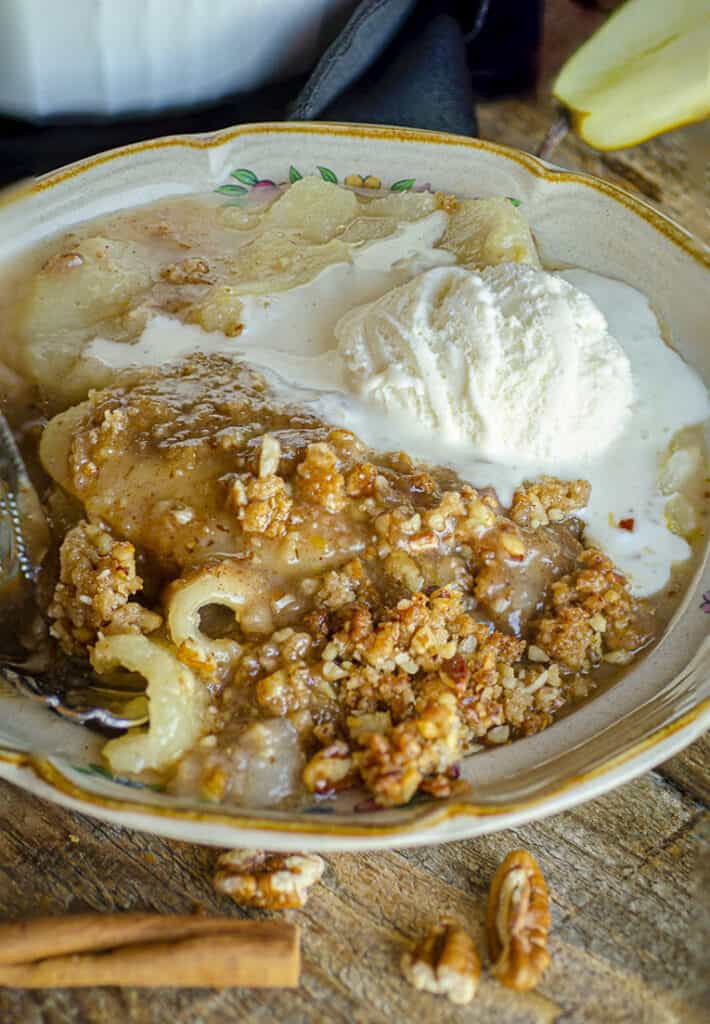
[0,763,707,1024]
[655,733,710,805]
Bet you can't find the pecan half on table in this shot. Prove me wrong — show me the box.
[400,918,481,1005]
[214,850,325,909]
[486,848,551,991]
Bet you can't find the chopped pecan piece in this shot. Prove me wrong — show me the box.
[354,691,464,806]
[533,547,653,668]
[435,192,460,214]
[302,740,356,795]
[510,477,590,528]
[384,550,424,592]
[345,461,377,497]
[441,654,467,686]
[486,849,551,991]
[400,918,481,1005]
[229,472,293,539]
[160,256,212,285]
[295,442,346,512]
[419,766,463,798]
[214,849,324,909]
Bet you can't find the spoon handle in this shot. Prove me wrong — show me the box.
[0,414,39,586]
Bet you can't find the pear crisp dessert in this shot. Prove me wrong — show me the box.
[1,176,706,809]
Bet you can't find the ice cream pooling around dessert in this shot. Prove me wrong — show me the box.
[336,262,634,463]
[82,220,709,597]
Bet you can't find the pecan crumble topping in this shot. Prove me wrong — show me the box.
[48,520,161,655]
[40,354,656,807]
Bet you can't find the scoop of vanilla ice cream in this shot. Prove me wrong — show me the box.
[335,263,633,463]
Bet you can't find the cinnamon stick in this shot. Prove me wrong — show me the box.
[0,915,299,989]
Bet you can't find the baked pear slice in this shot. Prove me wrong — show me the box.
[441,198,540,269]
[553,0,710,150]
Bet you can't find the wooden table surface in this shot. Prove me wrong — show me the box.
[1,3,708,1021]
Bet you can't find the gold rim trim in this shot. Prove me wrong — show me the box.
[0,749,29,767]
[0,120,708,839]
[1,699,707,838]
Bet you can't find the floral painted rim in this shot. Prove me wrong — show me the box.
[2,122,708,269]
[214,164,425,197]
[213,163,522,205]
[0,120,708,840]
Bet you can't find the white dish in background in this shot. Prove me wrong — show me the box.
[0,122,708,851]
[0,0,355,120]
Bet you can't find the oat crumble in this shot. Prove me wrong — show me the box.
[43,355,655,807]
[48,520,161,655]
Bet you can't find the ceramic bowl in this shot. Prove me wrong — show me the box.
[0,0,355,119]
[0,122,708,851]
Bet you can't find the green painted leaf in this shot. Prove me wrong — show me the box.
[289,165,303,183]
[215,184,248,196]
[72,762,112,780]
[317,165,338,184]
[507,196,522,207]
[231,168,259,186]
[390,178,416,192]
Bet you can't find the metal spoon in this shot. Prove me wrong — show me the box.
[0,412,145,731]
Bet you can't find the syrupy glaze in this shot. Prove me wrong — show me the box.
[0,182,707,810]
[41,353,592,636]
[81,268,710,597]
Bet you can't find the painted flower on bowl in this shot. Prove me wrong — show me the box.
[215,168,280,203]
[344,173,382,189]
[216,165,424,200]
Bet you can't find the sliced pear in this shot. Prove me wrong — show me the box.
[554,0,710,150]
[96,635,208,774]
[358,191,437,221]
[21,236,152,400]
[264,176,359,242]
[441,198,540,269]
[39,402,88,492]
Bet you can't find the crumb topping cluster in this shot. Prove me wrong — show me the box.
[46,356,655,807]
[48,521,161,655]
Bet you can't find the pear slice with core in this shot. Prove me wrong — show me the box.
[553,0,710,151]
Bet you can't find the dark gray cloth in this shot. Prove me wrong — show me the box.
[290,0,478,135]
[292,0,418,121]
